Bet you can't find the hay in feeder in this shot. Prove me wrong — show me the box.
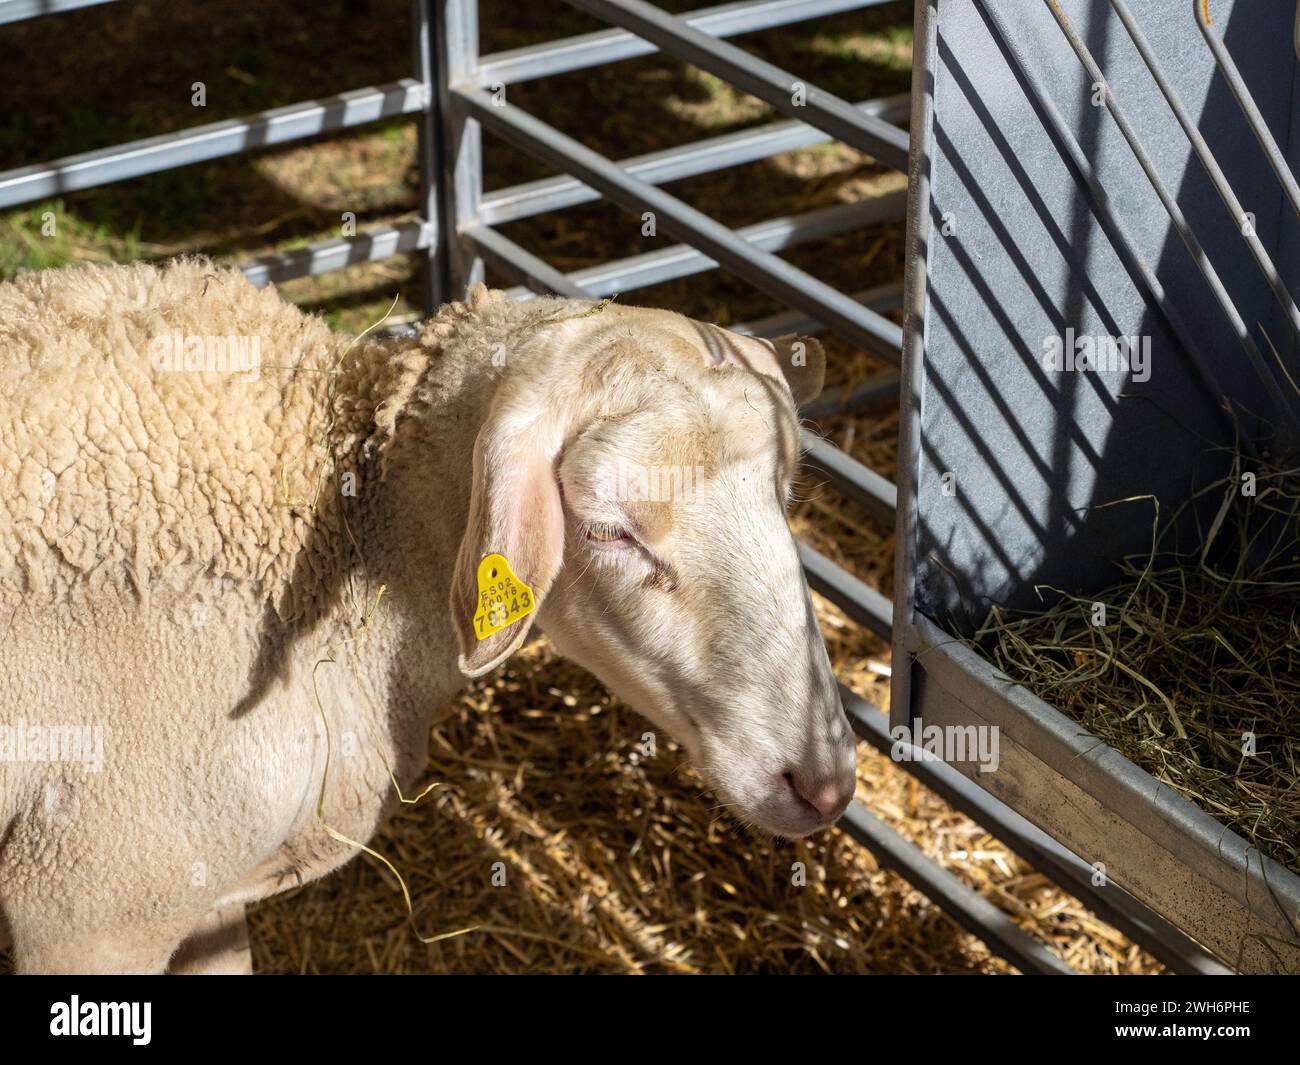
[977,452,1300,875]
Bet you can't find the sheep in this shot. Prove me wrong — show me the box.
[0,259,857,974]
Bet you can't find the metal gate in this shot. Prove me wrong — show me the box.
[0,0,1234,974]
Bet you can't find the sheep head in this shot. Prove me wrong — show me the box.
[449,296,855,838]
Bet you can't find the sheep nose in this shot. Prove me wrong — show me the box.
[783,771,854,822]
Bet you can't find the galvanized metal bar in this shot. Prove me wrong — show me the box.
[1046,0,1300,436]
[840,686,1233,975]
[798,542,892,639]
[975,0,1234,432]
[800,430,897,526]
[479,94,909,226]
[434,0,486,297]
[560,0,909,171]
[731,281,903,339]
[412,1,450,312]
[0,79,428,211]
[498,279,902,353]
[508,195,906,301]
[0,0,116,24]
[837,800,1074,974]
[477,0,890,85]
[1193,0,1300,223]
[1104,0,1300,368]
[239,220,436,288]
[800,371,901,420]
[465,223,588,298]
[454,86,903,360]
[888,0,934,756]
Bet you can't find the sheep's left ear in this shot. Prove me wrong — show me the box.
[692,324,825,406]
[767,333,825,406]
[450,408,566,678]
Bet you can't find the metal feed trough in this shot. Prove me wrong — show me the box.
[899,0,1300,974]
[0,0,1275,973]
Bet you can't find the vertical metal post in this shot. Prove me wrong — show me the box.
[412,0,451,312]
[890,0,935,732]
[435,0,486,297]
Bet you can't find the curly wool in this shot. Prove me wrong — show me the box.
[0,259,476,620]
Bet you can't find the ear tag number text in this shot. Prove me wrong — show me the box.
[473,553,536,640]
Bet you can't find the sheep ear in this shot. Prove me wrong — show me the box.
[692,324,825,406]
[768,333,825,407]
[450,415,565,678]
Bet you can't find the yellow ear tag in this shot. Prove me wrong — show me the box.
[472,553,536,641]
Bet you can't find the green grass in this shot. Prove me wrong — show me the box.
[0,0,913,332]
[0,201,143,275]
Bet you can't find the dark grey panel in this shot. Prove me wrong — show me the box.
[915,0,1295,622]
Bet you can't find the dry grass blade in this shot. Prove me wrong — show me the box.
[977,455,1300,875]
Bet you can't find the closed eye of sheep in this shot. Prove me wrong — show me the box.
[0,259,856,974]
